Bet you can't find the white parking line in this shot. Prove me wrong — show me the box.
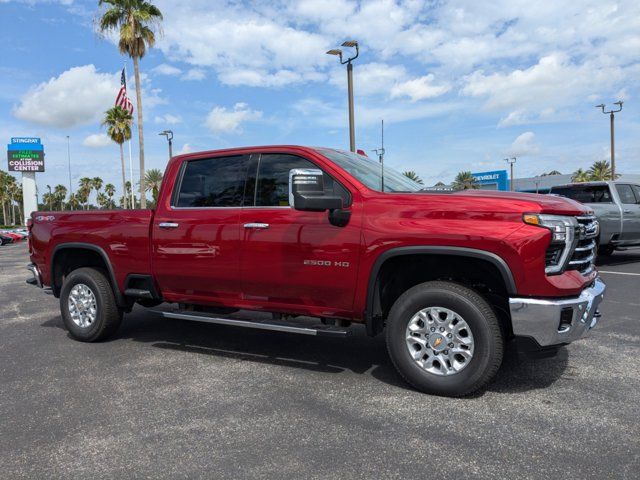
[598,270,640,276]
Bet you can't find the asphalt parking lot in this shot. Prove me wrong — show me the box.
[1,243,639,479]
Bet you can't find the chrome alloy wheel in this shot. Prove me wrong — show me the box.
[68,283,98,328]
[405,306,475,376]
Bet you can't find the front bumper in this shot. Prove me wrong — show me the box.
[509,278,606,347]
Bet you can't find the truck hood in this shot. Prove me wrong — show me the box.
[454,189,591,215]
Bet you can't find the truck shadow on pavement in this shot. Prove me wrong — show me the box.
[41,310,569,396]
[596,251,640,266]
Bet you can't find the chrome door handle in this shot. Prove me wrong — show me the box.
[243,223,269,229]
[158,222,179,229]
[623,210,631,214]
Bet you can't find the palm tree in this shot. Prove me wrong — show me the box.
[92,177,103,199]
[54,185,67,210]
[104,183,116,208]
[588,160,618,181]
[46,184,53,210]
[102,106,133,209]
[68,193,81,211]
[402,171,424,184]
[98,0,163,209]
[78,177,92,209]
[571,168,590,183]
[0,170,11,224]
[144,168,163,203]
[452,171,479,190]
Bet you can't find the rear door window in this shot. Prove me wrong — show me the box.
[615,184,638,205]
[551,185,612,203]
[174,155,249,207]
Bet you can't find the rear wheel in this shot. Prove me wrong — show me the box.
[386,281,503,397]
[60,267,122,342]
[598,244,615,256]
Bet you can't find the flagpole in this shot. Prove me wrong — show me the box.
[124,63,136,209]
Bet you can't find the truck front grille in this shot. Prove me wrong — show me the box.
[567,216,598,275]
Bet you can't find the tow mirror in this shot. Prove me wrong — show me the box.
[289,169,343,212]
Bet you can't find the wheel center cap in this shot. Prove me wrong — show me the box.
[429,334,447,352]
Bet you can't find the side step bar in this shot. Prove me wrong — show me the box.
[156,310,351,337]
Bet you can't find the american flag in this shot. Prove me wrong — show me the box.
[115,68,134,114]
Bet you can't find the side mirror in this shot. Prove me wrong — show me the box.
[289,169,343,212]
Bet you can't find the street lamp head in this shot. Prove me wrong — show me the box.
[341,40,358,48]
[595,104,605,109]
[326,48,342,56]
[614,100,624,107]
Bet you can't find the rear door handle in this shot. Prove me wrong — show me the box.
[243,223,269,229]
[158,222,179,229]
[623,210,632,214]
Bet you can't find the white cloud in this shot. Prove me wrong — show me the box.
[13,65,119,128]
[177,143,193,154]
[508,131,539,157]
[152,63,182,76]
[182,68,206,81]
[154,113,182,125]
[391,74,451,102]
[82,133,112,148]
[205,102,262,134]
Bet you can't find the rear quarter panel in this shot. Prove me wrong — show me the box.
[30,210,153,291]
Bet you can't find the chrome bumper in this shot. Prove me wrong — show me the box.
[509,278,606,347]
[26,263,43,288]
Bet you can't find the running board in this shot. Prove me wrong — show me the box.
[156,311,351,337]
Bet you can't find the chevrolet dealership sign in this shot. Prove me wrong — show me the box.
[7,137,45,172]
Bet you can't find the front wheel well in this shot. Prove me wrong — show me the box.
[367,254,512,337]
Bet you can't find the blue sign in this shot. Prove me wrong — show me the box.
[7,137,45,172]
[472,170,508,191]
[8,137,43,151]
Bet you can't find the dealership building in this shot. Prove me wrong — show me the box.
[463,170,640,193]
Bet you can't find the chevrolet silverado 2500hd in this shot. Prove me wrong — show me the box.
[27,146,605,396]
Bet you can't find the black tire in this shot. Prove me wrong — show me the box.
[598,244,615,256]
[60,267,123,342]
[386,281,504,397]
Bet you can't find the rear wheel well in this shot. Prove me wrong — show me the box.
[368,254,512,337]
[51,247,123,306]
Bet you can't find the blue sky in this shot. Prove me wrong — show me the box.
[1,0,639,199]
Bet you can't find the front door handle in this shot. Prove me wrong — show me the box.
[158,222,179,229]
[243,223,270,229]
[623,210,632,214]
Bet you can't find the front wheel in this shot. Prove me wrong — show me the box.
[386,281,504,397]
[60,267,123,342]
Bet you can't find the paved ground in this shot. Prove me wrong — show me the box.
[1,242,639,479]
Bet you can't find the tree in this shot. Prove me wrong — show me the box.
[45,184,53,210]
[102,105,133,209]
[144,168,163,203]
[68,193,81,210]
[588,160,618,181]
[104,183,116,208]
[452,171,479,190]
[98,0,163,209]
[0,171,11,224]
[78,177,93,209]
[54,184,67,210]
[92,177,103,198]
[571,168,590,183]
[402,171,423,184]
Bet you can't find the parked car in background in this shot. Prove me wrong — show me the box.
[550,181,640,255]
[0,233,14,245]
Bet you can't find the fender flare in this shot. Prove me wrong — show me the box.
[51,242,125,306]
[364,246,517,336]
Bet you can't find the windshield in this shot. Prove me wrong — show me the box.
[315,148,422,192]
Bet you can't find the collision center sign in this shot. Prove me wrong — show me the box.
[7,137,45,172]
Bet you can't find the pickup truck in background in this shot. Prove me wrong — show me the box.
[550,181,640,255]
[27,146,606,397]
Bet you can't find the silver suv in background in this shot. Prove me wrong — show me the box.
[550,181,640,255]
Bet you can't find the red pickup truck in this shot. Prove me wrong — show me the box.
[27,146,605,396]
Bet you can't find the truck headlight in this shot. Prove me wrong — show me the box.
[523,214,578,274]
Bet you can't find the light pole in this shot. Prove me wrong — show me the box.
[504,157,516,191]
[66,135,73,210]
[159,130,174,161]
[327,40,359,152]
[372,119,385,191]
[595,101,623,179]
